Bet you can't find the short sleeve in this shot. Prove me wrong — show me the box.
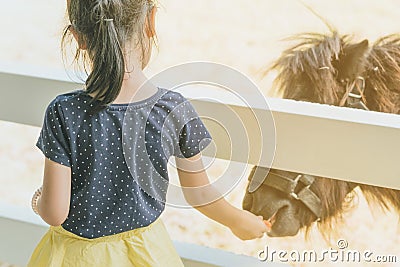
[174,97,212,158]
[36,99,71,167]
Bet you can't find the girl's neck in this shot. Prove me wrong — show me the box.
[112,50,158,105]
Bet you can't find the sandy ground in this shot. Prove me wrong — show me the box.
[1,0,400,266]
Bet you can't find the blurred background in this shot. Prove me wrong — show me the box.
[0,0,399,266]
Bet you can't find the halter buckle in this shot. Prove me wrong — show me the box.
[346,76,369,111]
[289,175,302,199]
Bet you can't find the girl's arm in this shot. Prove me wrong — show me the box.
[35,158,71,226]
[176,153,268,240]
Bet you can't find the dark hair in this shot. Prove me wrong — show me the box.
[62,0,156,112]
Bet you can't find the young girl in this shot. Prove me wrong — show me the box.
[28,0,268,266]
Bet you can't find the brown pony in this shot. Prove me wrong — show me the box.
[243,30,400,237]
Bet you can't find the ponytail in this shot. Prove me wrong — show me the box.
[85,2,125,113]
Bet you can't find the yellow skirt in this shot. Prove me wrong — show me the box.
[27,219,184,267]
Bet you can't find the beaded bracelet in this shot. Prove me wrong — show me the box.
[31,186,43,215]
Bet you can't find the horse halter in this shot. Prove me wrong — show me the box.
[341,76,370,111]
[247,167,322,220]
[247,83,370,221]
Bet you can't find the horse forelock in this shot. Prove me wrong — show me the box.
[270,31,344,104]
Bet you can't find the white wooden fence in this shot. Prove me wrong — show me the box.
[0,62,399,266]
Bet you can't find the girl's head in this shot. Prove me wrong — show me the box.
[63,0,157,111]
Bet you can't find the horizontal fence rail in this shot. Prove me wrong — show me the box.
[1,64,399,189]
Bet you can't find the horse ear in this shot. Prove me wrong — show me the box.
[335,39,369,81]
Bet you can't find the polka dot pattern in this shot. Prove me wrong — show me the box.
[36,88,212,238]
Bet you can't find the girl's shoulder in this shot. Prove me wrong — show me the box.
[48,89,86,107]
[41,90,90,122]
[157,88,193,108]
[46,89,96,112]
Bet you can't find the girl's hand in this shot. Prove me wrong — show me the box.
[229,210,269,240]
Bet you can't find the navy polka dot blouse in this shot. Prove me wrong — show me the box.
[36,88,212,238]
